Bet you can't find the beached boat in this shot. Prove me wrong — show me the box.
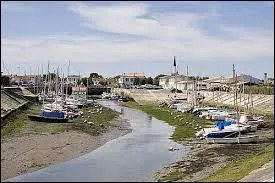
[205,135,259,144]
[28,111,69,123]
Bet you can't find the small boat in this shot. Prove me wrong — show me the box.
[118,97,129,102]
[28,111,69,123]
[205,135,259,144]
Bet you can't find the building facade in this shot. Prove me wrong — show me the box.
[118,73,145,87]
[66,75,80,86]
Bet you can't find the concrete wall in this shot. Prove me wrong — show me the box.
[112,88,274,114]
[1,89,29,123]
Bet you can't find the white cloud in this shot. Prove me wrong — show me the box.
[1,2,274,69]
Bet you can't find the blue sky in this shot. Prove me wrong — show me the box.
[1,1,274,79]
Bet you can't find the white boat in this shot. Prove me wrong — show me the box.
[205,135,259,144]
[196,123,251,138]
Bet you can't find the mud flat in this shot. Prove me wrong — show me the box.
[1,103,132,181]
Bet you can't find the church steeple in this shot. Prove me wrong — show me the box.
[172,56,178,75]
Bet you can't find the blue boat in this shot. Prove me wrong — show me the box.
[28,111,69,123]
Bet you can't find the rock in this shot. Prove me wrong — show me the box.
[87,122,94,125]
[88,116,90,118]
[84,120,87,123]
[196,144,201,148]
[82,116,84,118]
[100,123,104,127]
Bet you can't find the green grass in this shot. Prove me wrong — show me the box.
[160,170,185,182]
[199,144,274,182]
[66,104,118,136]
[1,104,41,138]
[1,103,118,138]
[121,101,212,141]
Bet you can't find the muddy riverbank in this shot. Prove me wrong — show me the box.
[154,129,274,182]
[1,103,132,181]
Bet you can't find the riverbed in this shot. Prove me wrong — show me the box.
[5,100,188,182]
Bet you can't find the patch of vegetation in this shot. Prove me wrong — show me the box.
[1,104,41,138]
[199,144,274,182]
[120,101,212,142]
[67,104,118,136]
[160,170,185,182]
[1,103,119,139]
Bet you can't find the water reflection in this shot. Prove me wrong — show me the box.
[6,100,187,182]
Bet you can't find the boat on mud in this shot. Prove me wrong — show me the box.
[28,111,69,123]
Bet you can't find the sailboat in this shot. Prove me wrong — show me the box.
[204,65,259,144]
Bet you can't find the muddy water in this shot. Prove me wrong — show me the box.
[6,100,188,182]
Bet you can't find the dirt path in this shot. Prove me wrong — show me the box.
[238,159,274,182]
[1,117,131,181]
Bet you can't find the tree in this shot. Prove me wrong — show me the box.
[81,77,94,87]
[99,81,107,86]
[134,78,140,85]
[1,75,10,86]
[77,79,81,86]
[140,78,146,85]
[146,77,153,85]
[89,73,103,78]
[153,74,166,85]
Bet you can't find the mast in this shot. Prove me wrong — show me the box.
[186,65,189,102]
[66,60,70,97]
[233,64,241,138]
[47,61,50,95]
[79,72,81,95]
[37,65,39,94]
[233,64,236,111]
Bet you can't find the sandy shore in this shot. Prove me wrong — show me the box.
[1,116,132,181]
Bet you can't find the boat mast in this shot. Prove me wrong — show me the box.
[186,65,189,103]
[79,72,81,95]
[47,61,50,95]
[233,64,241,138]
[66,60,70,98]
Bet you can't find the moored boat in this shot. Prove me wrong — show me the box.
[28,111,69,123]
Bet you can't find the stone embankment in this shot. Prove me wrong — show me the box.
[1,87,38,124]
[112,88,274,114]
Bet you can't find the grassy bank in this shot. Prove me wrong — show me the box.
[1,103,118,139]
[199,143,274,182]
[1,104,40,138]
[66,104,118,136]
[122,101,274,182]
[121,101,212,141]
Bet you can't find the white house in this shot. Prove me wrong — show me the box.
[118,73,145,87]
[66,75,80,86]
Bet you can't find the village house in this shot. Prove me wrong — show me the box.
[66,75,80,86]
[118,73,145,88]
[10,74,40,85]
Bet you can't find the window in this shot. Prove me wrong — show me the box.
[125,78,129,82]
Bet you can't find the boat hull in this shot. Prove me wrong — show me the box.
[205,135,259,144]
[28,115,69,123]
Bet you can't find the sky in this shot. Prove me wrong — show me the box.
[1,1,274,79]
